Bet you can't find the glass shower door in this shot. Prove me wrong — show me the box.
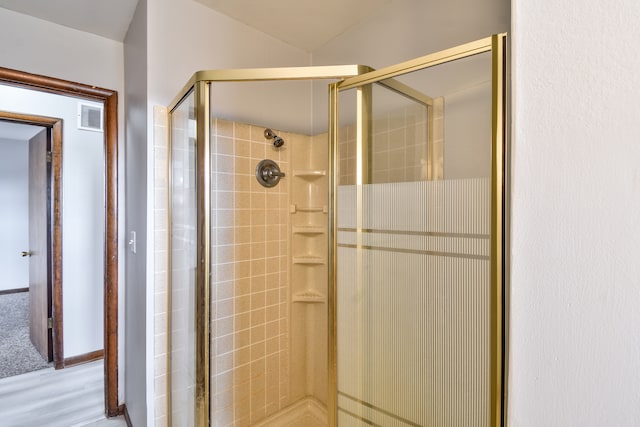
[167,66,366,427]
[330,34,507,426]
[169,90,198,426]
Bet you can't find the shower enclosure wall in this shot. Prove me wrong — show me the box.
[167,34,507,427]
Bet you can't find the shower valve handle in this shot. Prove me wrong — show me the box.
[264,169,285,178]
[256,159,285,188]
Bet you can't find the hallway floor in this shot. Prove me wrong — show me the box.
[0,359,127,427]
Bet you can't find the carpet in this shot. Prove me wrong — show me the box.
[0,292,52,379]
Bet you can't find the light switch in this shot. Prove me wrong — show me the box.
[128,231,137,254]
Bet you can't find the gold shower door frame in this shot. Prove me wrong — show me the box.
[327,33,508,427]
[167,32,507,426]
[168,65,372,427]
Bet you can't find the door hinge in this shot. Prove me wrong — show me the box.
[46,151,52,163]
[47,317,53,329]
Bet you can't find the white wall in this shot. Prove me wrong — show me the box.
[0,138,29,291]
[444,82,492,179]
[147,0,311,107]
[0,85,105,357]
[0,8,124,92]
[310,0,509,134]
[123,0,149,425]
[147,0,314,136]
[509,1,640,425]
[313,0,509,68]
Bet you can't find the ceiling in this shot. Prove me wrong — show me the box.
[0,0,139,41]
[0,0,390,50]
[195,0,391,51]
[0,121,44,142]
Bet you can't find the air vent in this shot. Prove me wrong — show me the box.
[77,102,103,132]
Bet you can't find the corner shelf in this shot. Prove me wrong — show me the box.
[292,256,325,265]
[290,204,327,214]
[292,225,326,235]
[292,170,326,178]
[292,291,326,303]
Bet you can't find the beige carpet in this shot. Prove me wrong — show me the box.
[0,292,52,379]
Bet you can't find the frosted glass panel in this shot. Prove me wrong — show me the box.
[170,91,197,427]
[336,52,492,426]
[337,181,490,426]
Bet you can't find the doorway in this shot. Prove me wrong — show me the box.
[0,120,51,378]
[0,67,120,417]
[0,115,60,374]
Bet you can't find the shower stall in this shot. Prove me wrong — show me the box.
[167,34,507,427]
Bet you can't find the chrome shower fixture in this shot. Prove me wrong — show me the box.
[255,159,285,188]
[264,128,285,148]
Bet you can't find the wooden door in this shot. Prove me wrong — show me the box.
[28,128,52,361]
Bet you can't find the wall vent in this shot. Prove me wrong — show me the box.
[77,102,103,132]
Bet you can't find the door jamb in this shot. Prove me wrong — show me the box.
[1,112,63,367]
[0,67,120,417]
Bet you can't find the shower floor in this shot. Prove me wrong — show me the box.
[253,397,326,427]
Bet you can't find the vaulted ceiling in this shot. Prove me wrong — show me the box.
[194,0,390,51]
[0,0,138,41]
[0,0,391,51]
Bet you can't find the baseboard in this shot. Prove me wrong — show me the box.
[0,287,28,295]
[107,403,125,419]
[121,404,133,427]
[63,349,104,367]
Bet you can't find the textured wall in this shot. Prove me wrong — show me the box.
[510,0,640,425]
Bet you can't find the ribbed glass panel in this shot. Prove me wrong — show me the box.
[337,180,490,426]
[170,91,197,427]
[336,55,492,425]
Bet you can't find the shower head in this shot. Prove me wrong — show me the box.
[272,136,284,148]
[264,128,284,148]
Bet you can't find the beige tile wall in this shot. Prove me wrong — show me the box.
[209,119,291,426]
[155,111,328,426]
[338,123,356,186]
[339,101,444,185]
[153,106,169,427]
